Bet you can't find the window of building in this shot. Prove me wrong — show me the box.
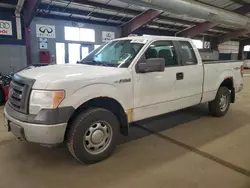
[56,43,65,64]
[65,26,80,41]
[64,27,95,42]
[244,45,250,51]
[94,45,101,49]
[80,28,95,42]
[68,43,81,64]
[192,39,203,49]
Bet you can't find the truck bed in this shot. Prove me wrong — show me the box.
[202,60,243,103]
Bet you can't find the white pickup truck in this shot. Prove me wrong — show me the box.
[4,36,243,164]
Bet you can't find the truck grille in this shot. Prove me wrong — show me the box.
[8,74,35,114]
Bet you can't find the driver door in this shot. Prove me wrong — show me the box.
[132,40,182,121]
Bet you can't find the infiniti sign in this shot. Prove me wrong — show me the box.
[0,20,12,36]
[0,22,10,29]
[39,26,53,34]
[36,24,56,38]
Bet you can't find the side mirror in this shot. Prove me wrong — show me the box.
[137,58,165,73]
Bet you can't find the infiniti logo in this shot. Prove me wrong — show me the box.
[39,26,53,34]
[36,24,55,38]
[0,22,10,29]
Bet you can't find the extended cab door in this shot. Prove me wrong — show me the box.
[133,40,183,121]
[173,41,203,103]
[132,40,204,122]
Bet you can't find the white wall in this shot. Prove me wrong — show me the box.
[218,41,239,54]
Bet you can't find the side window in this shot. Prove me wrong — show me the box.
[144,41,178,67]
[179,41,197,65]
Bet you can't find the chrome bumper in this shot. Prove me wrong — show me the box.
[4,107,67,145]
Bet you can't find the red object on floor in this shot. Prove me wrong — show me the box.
[3,86,9,101]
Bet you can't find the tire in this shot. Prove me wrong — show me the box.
[67,108,119,164]
[209,86,231,117]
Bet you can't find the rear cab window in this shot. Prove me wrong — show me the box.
[178,41,197,66]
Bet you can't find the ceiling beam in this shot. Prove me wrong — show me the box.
[176,21,217,37]
[121,9,162,36]
[230,0,247,6]
[218,3,250,44]
[39,4,131,22]
[70,0,196,26]
[176,4,250,38]
[23,0,41,28]
[38,1,234,35]
[218,29,249,44]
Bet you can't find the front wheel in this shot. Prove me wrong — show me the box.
[67,108,119,164]
[209,86,231,117]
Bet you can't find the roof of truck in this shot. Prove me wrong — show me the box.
[116,35,192,42]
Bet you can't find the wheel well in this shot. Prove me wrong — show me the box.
[66,97,129,140]
[220,78,235,103]
[220,78,233,90]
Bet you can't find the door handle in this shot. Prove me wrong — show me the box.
[176,72,184,80]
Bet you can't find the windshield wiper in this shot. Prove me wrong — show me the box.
[80,60,117,67]
[80,61,96,65]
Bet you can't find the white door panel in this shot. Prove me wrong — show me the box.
[175,65,203,100]
[133,68,179,108]
[132,40,203,122]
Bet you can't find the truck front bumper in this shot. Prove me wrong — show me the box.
[4,107,67,145]
[3,103,74,145]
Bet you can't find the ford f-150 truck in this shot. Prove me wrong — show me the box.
[4,36,243,164]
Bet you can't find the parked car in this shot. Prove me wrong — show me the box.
[243,51,250,69]
[4,36,243,164]
[243,60,250,69]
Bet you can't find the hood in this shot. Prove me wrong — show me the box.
[17,64,118,89]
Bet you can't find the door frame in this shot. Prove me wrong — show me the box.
[65,42,95,64]
[80,44,94,59]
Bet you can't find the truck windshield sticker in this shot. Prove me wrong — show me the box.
[131,39,148,44]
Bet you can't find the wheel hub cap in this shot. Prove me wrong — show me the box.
[219,94,228,112]
[91,130,104,144]
[83,121,113,155]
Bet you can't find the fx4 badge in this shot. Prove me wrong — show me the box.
[115,78,131,84]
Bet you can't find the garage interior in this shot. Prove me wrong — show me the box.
[1,0,250,187]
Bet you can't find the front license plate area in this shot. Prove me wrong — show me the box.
[9,122,24,138]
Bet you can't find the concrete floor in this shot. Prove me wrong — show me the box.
[1,78,250,188]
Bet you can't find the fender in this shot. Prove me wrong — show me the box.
[62,83,131,111]
[215,69,234,91]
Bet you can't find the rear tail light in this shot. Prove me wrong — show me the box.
[240,65,244,77]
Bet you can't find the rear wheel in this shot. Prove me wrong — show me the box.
[67,108,119,164]
[209,86,231,117]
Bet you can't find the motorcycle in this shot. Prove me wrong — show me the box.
[0,73,13,105]
[0,64,49,104]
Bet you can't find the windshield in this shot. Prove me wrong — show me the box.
[80,40,145,68]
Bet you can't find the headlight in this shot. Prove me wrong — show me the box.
[29,90,65,114]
